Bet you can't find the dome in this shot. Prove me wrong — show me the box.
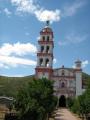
[75,59,81,63]
[41,27,52,32]
[40,20,53,33]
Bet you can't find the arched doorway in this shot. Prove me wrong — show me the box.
[59,95,66,107]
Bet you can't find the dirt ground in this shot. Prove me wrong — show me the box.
[54,108,82,120]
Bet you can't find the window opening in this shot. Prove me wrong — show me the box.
[46,46,49,53]
[45,59,49,67]
[40,58,43,66]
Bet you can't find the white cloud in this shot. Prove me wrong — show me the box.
[35,9,60,23]
[0,55,36,67]
[8,0,87,21]
[11,0,38,13]
[82,60,89,68]
[11,0,61,23]
[53,58,57,64]
[0,63,4,68]
[11,0,86,22]
[0,63,9,69]
[3,8,12,16]
[0,42,37,56]
[62,0,86,17]
[59,33,87,46]
[0,42,37,69]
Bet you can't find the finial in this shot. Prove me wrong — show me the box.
[46,20,50,26]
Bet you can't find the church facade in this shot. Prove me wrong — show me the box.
[35,21,85,99]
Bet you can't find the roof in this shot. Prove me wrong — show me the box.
[53,67,75,72]
[41,27,53,33]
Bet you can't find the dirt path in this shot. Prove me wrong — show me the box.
[54,108,82,120]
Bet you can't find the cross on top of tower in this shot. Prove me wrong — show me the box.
[46,20,50,26]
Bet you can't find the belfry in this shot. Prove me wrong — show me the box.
[35,21,54,79]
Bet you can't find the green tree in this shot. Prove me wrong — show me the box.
[79,78,90,119]
[67,97,74,109]
[71,78,90,120]
[71,98,80,115]
[14,78,57,120]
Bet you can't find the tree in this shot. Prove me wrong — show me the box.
[67,97,74,109]
[71,78,90,120]
[79,78,90,119]
[14,78,57,120]
[71,98,80,115]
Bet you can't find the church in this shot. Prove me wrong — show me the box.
[35,21,85,105]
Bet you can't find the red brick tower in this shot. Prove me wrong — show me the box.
[35,21,54,79]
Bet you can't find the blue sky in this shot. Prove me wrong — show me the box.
[0,0,90,77]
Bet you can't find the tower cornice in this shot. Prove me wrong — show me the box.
[38,41,54,47]
[40,31,53,38]
[37,53,53,58]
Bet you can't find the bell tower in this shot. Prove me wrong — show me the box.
[35,21,54,79]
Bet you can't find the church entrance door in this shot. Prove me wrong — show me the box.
[59,95,66,107]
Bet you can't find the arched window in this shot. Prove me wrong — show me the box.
[46,46,49,53]
[45,58,49,67]
[42,36,45,41]
[40,58,43,66]
[41,46,44,52]
[47,36,49,41]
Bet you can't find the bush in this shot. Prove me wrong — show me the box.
[67,97,74,109]
[69,78,90,120]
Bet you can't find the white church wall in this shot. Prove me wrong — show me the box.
[53,69,75,77]
[53,80,59,89]
[69,71,74,76]
[44,72,49,79]
[37,72,49,79]
[53,70,58,76]
[69,79,76,87]
[75,71,82,96]
[38,72,43,79]
[64,70,69,76]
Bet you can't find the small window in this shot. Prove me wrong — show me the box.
[47,36,49,41]
[46,46,49,53]
[42,36,45,41]
[41,46,44,52]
